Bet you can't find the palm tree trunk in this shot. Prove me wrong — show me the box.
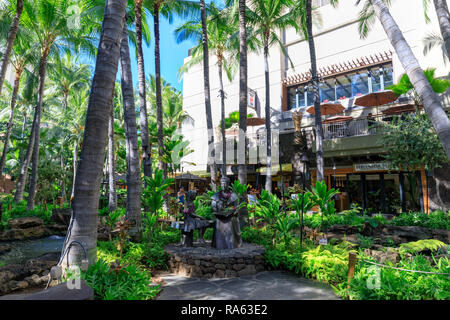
[19,109,27,163]
[0,0,23,95]
[0,68,23,176]
[66,0,127,267]
[434,0,450,60]
[70,139,78,201]
[108,98,117,212]
[371,0,450,158]
[135,0,152,181]
[238,0,248,186]
[120,18,142,242]
[27,50,50,210]
[306,0,324,182]
[218,60,226,177]
[153,5,167,179]
[200,0,217,189]
[14,107,37,203]
[264,44,272,192]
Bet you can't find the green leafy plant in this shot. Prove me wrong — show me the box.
[399,239,447,255]
[309,181,339,231]
[356,234,374,249]
[81,259,160,300]
[141,168,174,216]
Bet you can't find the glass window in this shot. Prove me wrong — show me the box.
[287,86,307,110]
[320,79,336,103]
[306,86,315,106]
[370,68,383,92]
[352,72,369,97]
[383,66,394,89]
[336,76,352,100]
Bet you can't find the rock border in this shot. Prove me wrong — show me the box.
[164,242,266,279]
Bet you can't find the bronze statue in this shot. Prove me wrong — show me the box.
[181,190,210,247]
[211,177,243,249]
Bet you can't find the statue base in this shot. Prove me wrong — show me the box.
[164,241,265,279]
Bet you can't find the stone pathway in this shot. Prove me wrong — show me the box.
[156,270,339,300]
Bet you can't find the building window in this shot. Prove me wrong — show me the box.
[286,64,394,110]
[312,0,330,7]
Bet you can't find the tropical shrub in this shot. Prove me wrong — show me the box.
[81,259,160,300]
[141,168,174,215]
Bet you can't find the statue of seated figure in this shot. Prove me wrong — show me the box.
[181,190,212,247]
[211,177,243,249]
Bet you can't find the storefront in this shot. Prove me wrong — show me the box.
[312,162,429,215]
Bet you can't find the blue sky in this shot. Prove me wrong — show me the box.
[128,15,198,93]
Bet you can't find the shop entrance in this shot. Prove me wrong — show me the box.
[345,171,423,214]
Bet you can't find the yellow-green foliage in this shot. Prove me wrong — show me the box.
[300,242,355,285]
[399,239,446,254]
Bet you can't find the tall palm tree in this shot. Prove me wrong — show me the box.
[358,0,450,158]
[0,29,38,177]
[175,3,238,177]
[119,15,142,242]
[237,0,248,186]
[66,0,127,267]
[246,0,296,192]
[433,0,450,59]
[108,83,118,212]
[146,0,199,180]
[423,0,450,59]
[306,0,324,182]
[0,0,24,95]
[134,0,153,181]
[21,0,94,210]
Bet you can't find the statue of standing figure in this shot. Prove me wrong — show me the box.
[211,177,243,249]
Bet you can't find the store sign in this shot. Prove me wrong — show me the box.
[354,162,389,172]
[248,89,256,110]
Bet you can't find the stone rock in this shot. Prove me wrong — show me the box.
[0,245,11,255]
[9,217,43,229]
[431,229,450,244]
[225,270,237,278]
[50,208,72,225]
[24,253,60,275]
[214,264,226,270]
[232,264,246,271]
[0,225,46,241]
[189,266,203,278]
[238,265,256,277]
[382,226,432,243]
[363,248,400,264]
[213,269,225,278]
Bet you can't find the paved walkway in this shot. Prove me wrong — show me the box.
[156,271,339,300]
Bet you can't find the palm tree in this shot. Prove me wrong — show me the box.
[175,3,238,177]
[0,0,24,95]
[423,0,450,59]
[108,84,117,212]
[0,28,38,178]
[134,0,153,181]
[306,0,324,182]
[21,0,95,210]
[358,0,450,158]
[237,0,248,186]
[246,0,296,192]
[119,15,142,242]
[146,0,199,180]
[66,0,127,267]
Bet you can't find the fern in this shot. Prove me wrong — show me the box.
[399,239,446,254]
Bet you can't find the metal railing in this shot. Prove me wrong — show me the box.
[322,114,386,140]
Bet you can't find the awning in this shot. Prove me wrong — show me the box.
[381,104,418,115]
[354,90,398,107]
[323,115,354,124]
[257,163,293,174]
[306,103,345,116]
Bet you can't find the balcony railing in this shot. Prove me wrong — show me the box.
[322,115,385,140]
